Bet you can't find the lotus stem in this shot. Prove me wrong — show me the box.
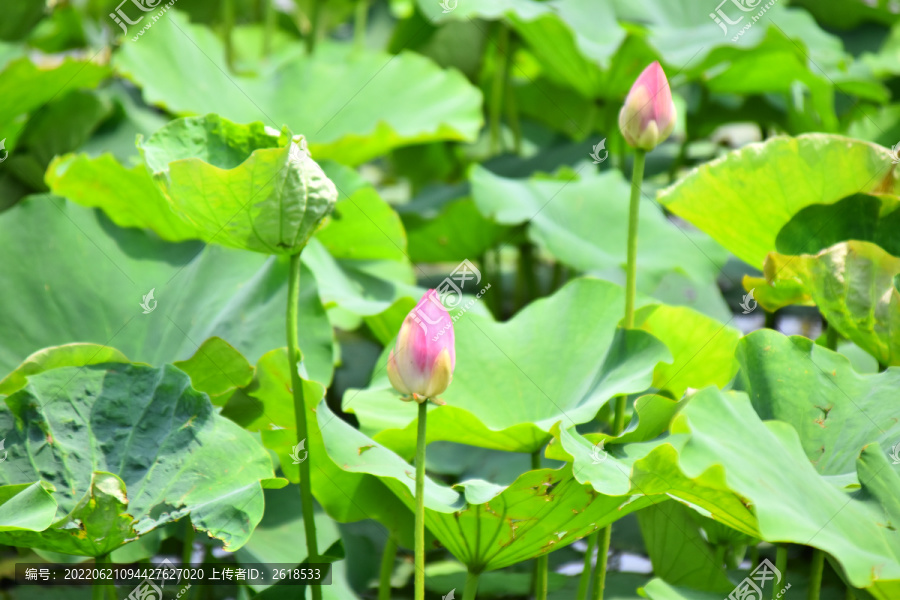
[94,553,115,600]
[414,401,428,600]
[590,525,612,600]
[378,536,398,600]
[182,518,194,566]
[263,0,276,57]
[532,450,549,600]
[575,531,597,600]
[773,545,787,600]
[808,549,824,600]
[306,0,323,53]
[503,30,521,154]
[287,252,322,600]
[624,149,646,329]
[489,22,510,154]
[223,0,235,71]
[354,0,368,51]
[462,570,481,600]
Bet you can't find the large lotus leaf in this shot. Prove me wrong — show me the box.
[344,277,671,457]
[113,12,482,165]
[736,329,900,474]
[136,114,337,255]
[470,166,730,318]
[45,152,416,322]
[633,305,740,398]
[658,134,899,268]
[0,350,278,555]
[0,196,334,384]
[0,56,110,149]
[673,387,900,596]
[760,241,900,365]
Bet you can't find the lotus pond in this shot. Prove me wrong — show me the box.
[0,1,899,599]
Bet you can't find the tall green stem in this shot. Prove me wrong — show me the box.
[624,150,646,329]
[223,0,235,71]
[414,401,428,600]
[263,0,276,57]
[378,536,398,600]
[306,0,323,53]
[94,553,115,600]
[354,0,368,50]
[532,451,548,600]
[590,527,612,600]
[808,549,824,600]
[773,545,787,600]
[287,253,321,600]
[462,570,481,600]
[489,23,510,154]
[825,321,838,351]
[589,149,647,600]
[575,531,597,600]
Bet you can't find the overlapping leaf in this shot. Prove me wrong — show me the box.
[113,12,483,165]
[0,196,334,383]
[758,241,900,365]
[0,346,278,556]
[658,134,899,268]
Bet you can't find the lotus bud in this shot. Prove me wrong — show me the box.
[386,290,456,402]
[618,61,676,151]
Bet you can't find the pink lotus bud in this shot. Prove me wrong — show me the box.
[386,290,456,401]
[618,61,676,151]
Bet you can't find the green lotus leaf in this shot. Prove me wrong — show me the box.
[736,329,900,474]
[172,337,254,401]
[45,152,416,324]
[0,349,277,556]
[0,196,334,384]
[762,241,900,365]
[471,166,730,318]
[658,134,899,268]
[344,278,671,457]
[673,387,900,596]
[634,304,741,398]
[113,12,482,165]
[0,55,110,150]
[137,114,337,255]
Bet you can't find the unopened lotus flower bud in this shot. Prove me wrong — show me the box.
[386,290,456,401]
[618,61,676,151]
